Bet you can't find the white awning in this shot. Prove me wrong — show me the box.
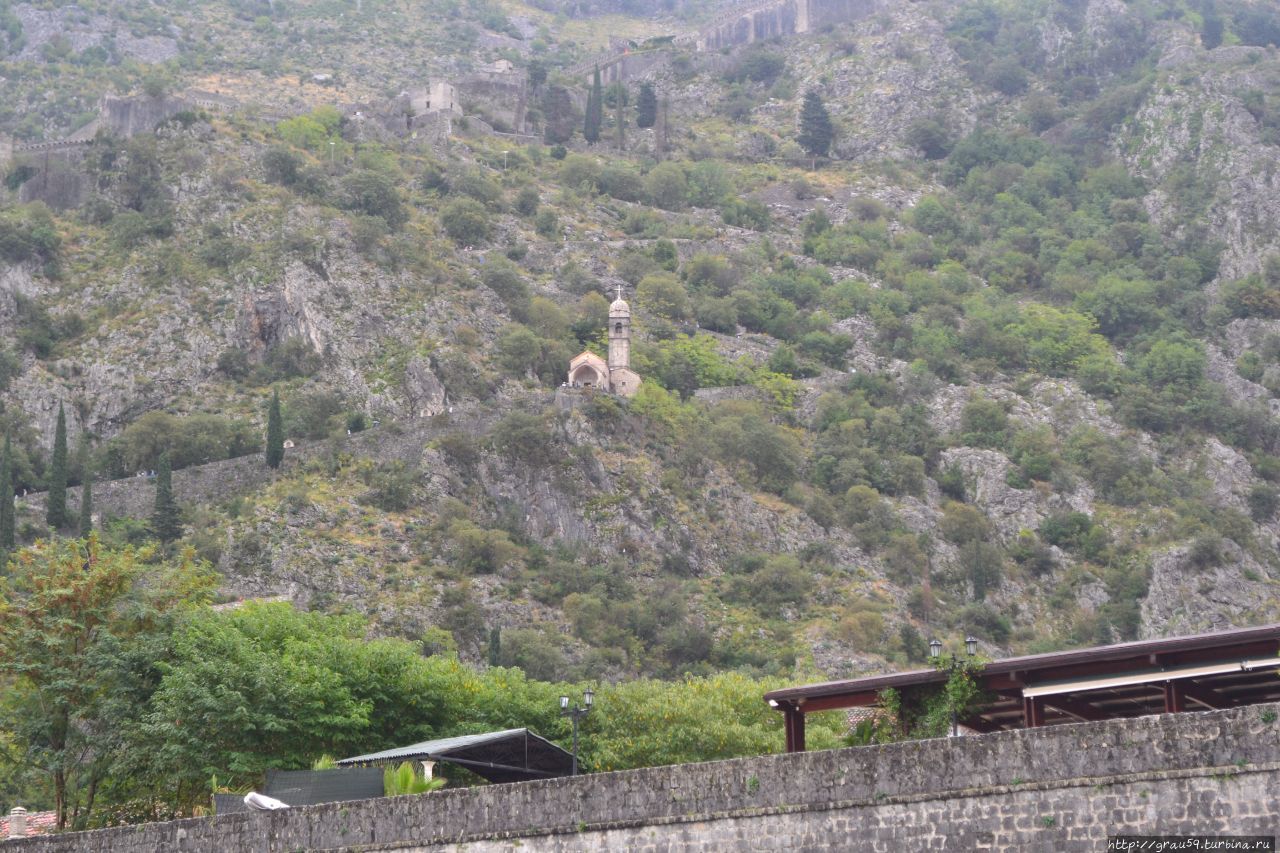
[1022,657,1280,698]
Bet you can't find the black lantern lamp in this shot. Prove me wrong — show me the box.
[560,689,593,776]
[927,635,980,736]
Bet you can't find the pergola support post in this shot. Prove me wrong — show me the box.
[783,705,806,753]
[1163,680,1185,713]
[1022,696,1044,728]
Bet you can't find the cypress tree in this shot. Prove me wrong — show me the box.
[655,97,669,161]
[636,82,657,129]
[78,436,93,537]
[0,434,14,556]
[1201,1,1224,49]
[46,402,68,530]
[151,453,182,543]
[487,627,502,668]
[797,89,834,165]
[584,66,603,143]
[615,84,626,150]
[266,390,285,470]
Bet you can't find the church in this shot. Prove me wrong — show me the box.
[566,291,642,398]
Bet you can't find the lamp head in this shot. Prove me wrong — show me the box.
[929,639,942,659]
[965,636,978,656]
[560,695,569,710]
[584,688,594,709]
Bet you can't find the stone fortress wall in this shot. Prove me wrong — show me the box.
[3,703,1278,852]
[574,0,890,84]
[16,404,504,524]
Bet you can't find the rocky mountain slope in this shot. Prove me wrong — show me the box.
[2,0,1280,683]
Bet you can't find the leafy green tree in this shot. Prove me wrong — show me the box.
[265,391,284,470]
[797,90,834,162]
[514,185,540,217]
[687,161,732,208]
[637,273,691,321]
[708,403,803,493]
[636,82,657,128]
[0,537,212,828]
[276,106,343,152]
[135,603,517,813]
[1138,339,1205,390]
[644,162,688,210]
[0,434,13,557]
[440,198,491,244]
[585,673,844,773]
[584,66,603,143]
[905,118,952,160]
[1006,305,1109,376]
[341,170,407,229]
[46,402,68,531]
[541,85,577,145]
[151,454,182,543]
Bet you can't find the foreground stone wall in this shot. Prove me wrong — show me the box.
[4,704,1279,852]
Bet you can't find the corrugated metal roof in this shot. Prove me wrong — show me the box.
[336,728,532,765]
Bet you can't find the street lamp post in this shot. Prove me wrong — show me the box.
[929,635,978,737]
[559,688,593,776]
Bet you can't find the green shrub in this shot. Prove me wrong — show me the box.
[722,554,808,610]
[98,412,259,476]
[440,198,490,244]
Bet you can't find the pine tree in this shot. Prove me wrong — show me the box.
[584,66,603,143]
[46,402,68,530]
[797,89,834,165]
[151,453,182,543]
[636,82,657,129]
[266,390,285,470]
[78,436,93,537]
[0,434,14,556]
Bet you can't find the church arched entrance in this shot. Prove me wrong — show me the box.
[570,363,606,388]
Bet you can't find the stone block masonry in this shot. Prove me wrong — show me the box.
[4,704,1280,851]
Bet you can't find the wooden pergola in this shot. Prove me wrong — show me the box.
[765,623,1280,752]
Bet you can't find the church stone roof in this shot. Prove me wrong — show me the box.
[570,350,607,369]
[609,297,630,316]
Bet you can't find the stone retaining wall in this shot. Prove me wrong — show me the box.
[3,704,1278,852]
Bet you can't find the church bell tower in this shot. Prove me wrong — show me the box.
[608,287,631,372]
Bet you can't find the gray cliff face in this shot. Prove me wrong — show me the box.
[1120,45,1280,280]
[10,3,179,65]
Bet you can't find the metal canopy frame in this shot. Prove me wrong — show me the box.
[764,623,1280,752]
[336,728,575,783]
